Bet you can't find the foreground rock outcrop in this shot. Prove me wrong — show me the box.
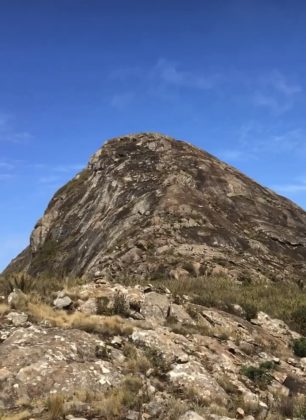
[1,280,306,419]
[4,132,306,285]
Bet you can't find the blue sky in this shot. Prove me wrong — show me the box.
[1,0,306,271]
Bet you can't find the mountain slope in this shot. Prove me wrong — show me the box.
[4,132,306,284]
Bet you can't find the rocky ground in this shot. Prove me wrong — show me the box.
[1,277,306,419]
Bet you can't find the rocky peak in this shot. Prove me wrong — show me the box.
[4,132,306,284]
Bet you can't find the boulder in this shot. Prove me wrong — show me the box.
[6,311,28,326]
[53,295,72,309]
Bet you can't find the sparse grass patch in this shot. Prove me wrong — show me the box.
[0,273,86,301]
[217,374,239,395]
[93,375,144,418]
[53,168,90,198]
[164,398,189,420]
[167,320,211,337]
[122,342,138,359]
[0,411,31,420]
[277,395,295,418]
[155,276,306,335]
[46,393,65,420]
[26,300,133,336]
[227,394,262,417]
[171,384,210,407]
[125,353,152,374]
[294,395,306,418]
[69,312,133,336]
[277,395,306,419]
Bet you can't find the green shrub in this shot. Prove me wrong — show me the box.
[96,296,111,315]
[259,360,275,370]
[241,365,272,388]
[145,347,171,378]
[112,292,130,317]
[293,337,306,357]
[291,306,306,335]
[0,273,38,295]
[242,303,258,321]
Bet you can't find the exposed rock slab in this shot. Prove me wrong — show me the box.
[4,132,306,285]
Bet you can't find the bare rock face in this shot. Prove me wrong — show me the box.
[4,132,306,284]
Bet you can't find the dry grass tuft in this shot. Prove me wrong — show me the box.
[125,353,152,374]
[0,411,31,420]
[46,393,65,420]
[0,303,9,316]
[26,301,133,336]
[0,272,86,299]
[93,375,144,418]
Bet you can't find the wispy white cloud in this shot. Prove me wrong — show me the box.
[0,113,10,128]
[252,92,292,114]
[109,63,303,118]
[0,173,14,181]
[216,149,246,162]
[38,175,62,184]
[53,163,84,172]
[110,92,135,110]
[28,163,84,172]
[0,161,15,170]
[252,70,302,114]
[272,177,306,194]
[110,67,142,81]
[109,58,222,108]
[152,59,220,90]
[110,59,220,91]
[0,157,84,186]
[36,163,84,187]
[237,121,306,155]
[263,70,302,96]
[0,112,33,144]
[214,121,306,164]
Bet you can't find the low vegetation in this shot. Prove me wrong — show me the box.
[46,394,65,420]
[153,275,306,335]
[2,271,306,327]
[277,395,306,419]
[41,376,145,419]
[5,291,133,337]
[0,272,86,300]
[4,272,306,337]
[293,337,306,357]
[2,271,306,419]
[53,168,90,198]
[241,360,275,388]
